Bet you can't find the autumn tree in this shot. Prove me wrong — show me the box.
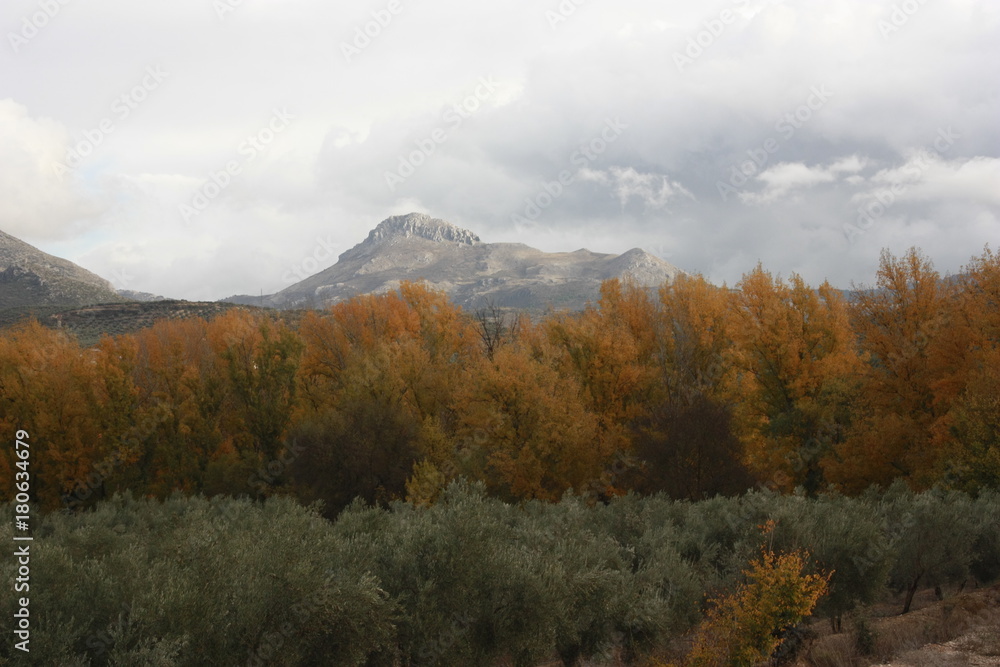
[827,249,951,491]
[288,346,422,516]
[474,299,522,361]
[632,395,753,500]
[292,283,479,512]
[450,341,610,502]
[657,274,737,406]
[630,274,753,498]
[199,311,301,497]
[936,246,1000,491]
[0,321,136,509]
[685,526,830,667]
[126,317,226,497]
[543,278,661,429]
[729,267,861,493]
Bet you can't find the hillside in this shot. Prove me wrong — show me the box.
[0,229,123,311]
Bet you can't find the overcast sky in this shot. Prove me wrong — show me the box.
[2,0,998,300]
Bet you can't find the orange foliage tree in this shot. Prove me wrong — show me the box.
[293,283,481,511]
[0,321,137,509]
[938,247,1000,490]
[730,266,862,493]
[827,249,953,491]
[630,273,755,498]
[450,340,609,501]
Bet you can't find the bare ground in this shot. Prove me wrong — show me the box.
[806,584,1000,667]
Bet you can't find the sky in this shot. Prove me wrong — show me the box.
[1,0,998,301]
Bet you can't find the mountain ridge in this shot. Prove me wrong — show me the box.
[228,213,686,311]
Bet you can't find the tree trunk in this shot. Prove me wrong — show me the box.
[902,573,922,614]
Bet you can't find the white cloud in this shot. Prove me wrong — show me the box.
[579,166,693,210]
[741,162,837,204]
[829,155,867,173]
[0,100,105,240]
[867,153,1000,206]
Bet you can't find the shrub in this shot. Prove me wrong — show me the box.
[684,547,830,667]
[0,494,396,666]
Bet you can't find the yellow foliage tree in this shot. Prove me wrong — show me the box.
[657,273,737,407]
[685,544,830,667]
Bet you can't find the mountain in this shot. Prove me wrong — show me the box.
[0,229,122,311]
[227,213,686,312]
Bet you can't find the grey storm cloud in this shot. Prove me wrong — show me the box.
[1,0,997,300]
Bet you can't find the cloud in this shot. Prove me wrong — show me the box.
[0,100,105,240]
[741,162,837,204]
[578,166,694,210]
[867,153,1000,206]
[0,0,997,297]
[829,155,867,173]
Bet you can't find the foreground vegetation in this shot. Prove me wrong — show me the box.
[2,484,998,665]
[2,246,998,663]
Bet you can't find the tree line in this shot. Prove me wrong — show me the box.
[0,246,998,512]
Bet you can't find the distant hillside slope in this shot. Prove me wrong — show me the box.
[226,213,687,312]
[0,229,122,310]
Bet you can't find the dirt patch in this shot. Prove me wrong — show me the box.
[806,585,1000,667]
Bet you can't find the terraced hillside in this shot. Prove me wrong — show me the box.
[4,300,283,347]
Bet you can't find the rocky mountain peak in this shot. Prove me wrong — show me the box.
[226,213,689,313]
[365,213,481,246]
